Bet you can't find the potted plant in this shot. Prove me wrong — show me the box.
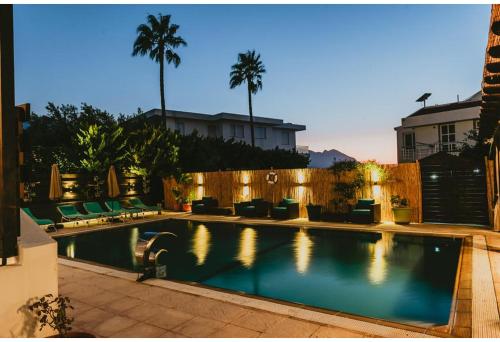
[306,201,322,221]
[391,195,412,224]
[171,188,182,211]
[29,294,94,338]
[181,191,195,212]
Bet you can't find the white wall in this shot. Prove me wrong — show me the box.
[0,211,58,338]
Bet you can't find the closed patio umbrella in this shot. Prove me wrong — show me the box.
[107,165,120,211]
[48,164,63,201]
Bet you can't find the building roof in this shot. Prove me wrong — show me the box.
[406,91,481,118]
[143,109,306,131]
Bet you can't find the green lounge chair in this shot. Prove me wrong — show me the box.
[83,202,122,218]
[128,198,160,212]
[57,204,101,222]
[104,200,142,216]
[22,207,55,226]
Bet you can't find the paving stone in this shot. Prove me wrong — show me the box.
[73,307,115,330]
[145,307,194,330]
[311,325,366,338]
[69,299,94,316]
[122,302,168,322]
[92,315,138,337]
[455,299,472,313]
[209,324,260,338]
[231,309,286,332]
[110,322,167,337]
[159,330,186,338]
[104,296,144,314]
[80,290,125,307]
[260,317,321,338]
[172,316,227,337]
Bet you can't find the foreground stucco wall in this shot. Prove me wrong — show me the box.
[0,210,58,337]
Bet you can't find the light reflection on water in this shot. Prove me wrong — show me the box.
[236,227,257,268]
[294,228,314,274]
[66,238,75,258]
[191,224,211,265]
[368,232,394,285]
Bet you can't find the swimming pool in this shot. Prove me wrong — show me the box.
[56,220,462,326]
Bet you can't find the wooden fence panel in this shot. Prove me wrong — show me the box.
[164,164,422,223]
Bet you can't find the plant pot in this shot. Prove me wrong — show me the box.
[392,207,412,224]
[182,203,192,212]
[50,332,95,338]
[306,205,322,221]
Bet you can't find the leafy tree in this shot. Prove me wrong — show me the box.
[76,124,127,177]
[132,14,187,126]
[230,50,266,147]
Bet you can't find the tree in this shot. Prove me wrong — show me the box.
[230,50,266,147]
[132,14,187,127]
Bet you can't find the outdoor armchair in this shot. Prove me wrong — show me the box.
[192,197,219,214]
[271,198,300,219]
[350,199,381,224]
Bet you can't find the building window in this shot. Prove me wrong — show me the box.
[403,132,415,149]
[255,127,266,139]
[231,124,244,138]
[440,123,456,151]
[281,130,290,145]
[175,121,185,135]
[473,119,480,131]
[208,125,217,138]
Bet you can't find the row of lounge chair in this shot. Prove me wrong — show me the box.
[23,198,161,229]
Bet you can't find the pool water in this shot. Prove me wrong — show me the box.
[56,220,462,326]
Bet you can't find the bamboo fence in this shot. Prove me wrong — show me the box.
[164,163,423,223]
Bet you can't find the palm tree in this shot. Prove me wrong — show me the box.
[132,14,187,127]
[230,50,266,147]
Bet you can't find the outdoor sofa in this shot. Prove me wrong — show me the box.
[350,198,381,224]
[234,198,271,217]
[271,198,300,219]
[192,196,233,215]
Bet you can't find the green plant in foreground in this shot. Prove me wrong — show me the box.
[29,294,74,336]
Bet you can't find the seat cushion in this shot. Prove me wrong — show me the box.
[352,209,371,216]
[282,198,297,205]
[357,199,375,209]
[242,205,256,210]
[273,206,288,212]
[194,203,205,208]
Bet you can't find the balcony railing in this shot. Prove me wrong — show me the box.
[400,143,460,162]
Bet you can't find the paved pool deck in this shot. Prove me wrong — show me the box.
[53,211,500,338]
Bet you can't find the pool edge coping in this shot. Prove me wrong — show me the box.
[58,257,439,338]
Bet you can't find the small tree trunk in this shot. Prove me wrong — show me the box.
[247,85,255,147]
[159,57,167,128]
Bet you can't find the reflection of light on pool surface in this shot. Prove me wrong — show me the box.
[129,227,139,267]
[237,227,257,268]
[368,232,394,285]
[66,239,75,258]
[294,229,314,274]
[191,224,211,265]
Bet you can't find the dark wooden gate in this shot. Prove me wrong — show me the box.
[420,152,489,225]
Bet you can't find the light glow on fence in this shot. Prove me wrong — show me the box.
[297,171,305,185]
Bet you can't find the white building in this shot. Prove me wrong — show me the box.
[394,92,481,163]
[143,109,306,151]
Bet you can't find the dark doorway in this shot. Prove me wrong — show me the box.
[420,152,489,225]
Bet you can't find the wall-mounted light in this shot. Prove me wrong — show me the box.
[430,174,438,180]
[242,173,250,186]
[371,168,380,185]
[297,171,305,185]
[197,174,204,186]
[473,168,480,174]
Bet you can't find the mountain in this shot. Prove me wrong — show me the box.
[307,149,355,168]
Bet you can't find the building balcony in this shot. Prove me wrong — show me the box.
[400,144,460,163]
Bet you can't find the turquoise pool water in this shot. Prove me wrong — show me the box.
[56,220,461,326]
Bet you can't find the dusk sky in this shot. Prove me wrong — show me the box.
[13,5,489,164]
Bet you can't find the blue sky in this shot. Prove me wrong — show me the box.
[13,5,490,163]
